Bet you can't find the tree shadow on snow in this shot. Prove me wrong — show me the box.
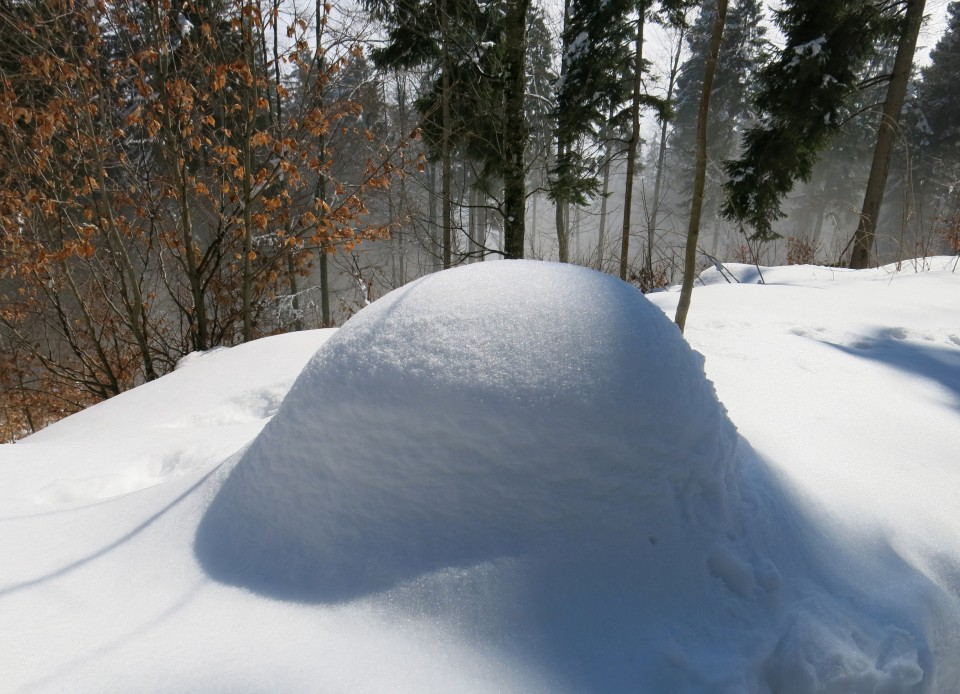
[823,331,960,412]
[0,468,218,598]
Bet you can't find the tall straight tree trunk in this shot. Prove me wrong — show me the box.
[530,193,538,257]
[675,0,728,333]
[620,7,646,281]
[286,248,303,331]
[441,0,454,268]
[849,0,925,269]
[468,184,479,261]
[427,162,442,270]
[396,73,408,281]
[597,136,613,269]
[316,0,331,325]
[554,0,571,263]
[176,157,209,350]
[597,115,613,272]
[480,194,489,259]
[241,89,256,341]
[240,10,261,343]
[556,197,569,261]
[273,0,301,329]
[503,0,530,259]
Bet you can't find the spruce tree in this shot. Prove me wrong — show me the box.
[849,0,925,269]
[722,0,901,240]
[919,1,960,163]
[551,0,634,262]
[670,0,764,254]
[367,0,536,260]
[914,0,960,240]
[786,44,898,257]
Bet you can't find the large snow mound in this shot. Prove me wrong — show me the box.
[195,260,959,692]
[3,259,959,692]
[197,260,741,602]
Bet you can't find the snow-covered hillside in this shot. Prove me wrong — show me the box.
[1,258,958,693]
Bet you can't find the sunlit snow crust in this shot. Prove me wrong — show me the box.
[194,261,952,691]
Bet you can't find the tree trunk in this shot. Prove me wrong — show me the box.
[530,193,538,258]
[316,0,331,324]
[675,0,728,333]
[480,195,489,259]
[597,130,613,270]
[849,0,925,269]
[620,9,646,281]
[286,248,303,332]
[274,0,302,330]
[396,73,408,281]
[241,14,259,343]
[427,162,442,270]
[320,249,330,325]
[241,115,255,342]
[441,0,454,268]
[554,0,571,263]
[502,0,530,259]
[556,196,569,262]
[176,157,209,350]
[468,184,479,261]
[151,1,209,352]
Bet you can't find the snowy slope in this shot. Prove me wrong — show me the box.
[650,259,960,562]
[0,258,958,693]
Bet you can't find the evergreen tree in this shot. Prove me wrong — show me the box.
[722,0,902,240]
[919,1,960,165]
[670,0,764,253]
[552,0,690,270]
[550,0,634,263]
[786,44,898,258]
[552,0,634,208]
[914,0,960,246]
[849,0,925,269]
[367,0,534,260]
[525,7,558,195]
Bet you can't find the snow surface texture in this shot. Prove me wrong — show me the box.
[2,259,959,692]
[199,260,954,691]
[197,262,741,602]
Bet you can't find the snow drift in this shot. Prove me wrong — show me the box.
[196,261,741,603]
[4,259,956,692]
[194,260,953,691]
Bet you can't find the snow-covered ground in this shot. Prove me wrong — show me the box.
[1,258,958,693]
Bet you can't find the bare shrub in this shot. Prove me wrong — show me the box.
[786,236,816,265]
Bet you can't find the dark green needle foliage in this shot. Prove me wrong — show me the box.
[722,0,901,240]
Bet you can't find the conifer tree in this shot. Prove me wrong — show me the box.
[670,0,763,253]
[722,0,902,240]
[912,1,960,249]
[787,44,899,257]
[919,1,960,167]
[849,0,925,269]
[552,0,689,270]
[367,0,535,260]
[551,0,634,237]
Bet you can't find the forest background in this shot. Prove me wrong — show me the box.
[1,0,958,439]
